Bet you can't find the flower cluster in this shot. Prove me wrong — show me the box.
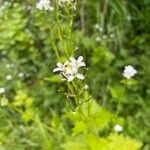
[114,124,123,132]
[36,0,75,11]
[0,88,5,94]
[53,56,86,82]
[36,0,54,11]
[59,0,74,5]
[123,65,137,79]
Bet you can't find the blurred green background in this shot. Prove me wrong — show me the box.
[0,0,150,149]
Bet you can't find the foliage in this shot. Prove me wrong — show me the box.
[0,0,150,149]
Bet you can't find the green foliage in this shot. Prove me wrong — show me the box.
[63,100,141,150]
[0,0,150,149]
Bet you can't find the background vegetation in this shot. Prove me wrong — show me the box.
[0,0,150,149]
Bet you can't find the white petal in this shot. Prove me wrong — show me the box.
[53,68,61,72]
[67,75,75,82]
[71,61,77,67]
[77,56,83,63]
[71,66,78,74]
[76,74,84,80]
[70,57,76,63]
[66,67,73,74]
[79,62,86,67]
[64,60,69,66]
[57,62,63,68]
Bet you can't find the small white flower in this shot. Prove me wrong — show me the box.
[59,0,74,5]
[95,24,103,32]
[53,56,86,82]
[53,61,69,72]
[0,88,5,94]
[75,46,79,51]
[5,63,14,69]
[18,72,24,78]
[95,24,100,29]
[102,35,107,39]
[96,36,101,42]
[84,84,89,90]
[123,65,137,79]
[114,124,123,132]
[53,62,64,72]
[70,56,86,68]
[5,75,12,80]
[99,26,103,32]
[36,0,54,11]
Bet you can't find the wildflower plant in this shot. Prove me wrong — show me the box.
[35,0,142,149]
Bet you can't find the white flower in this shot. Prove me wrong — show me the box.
[66,56,85,81]
[5,63,14,69]
[0,88,5,94]
[123,65,137,79]
[53,56,86,82]
[99,26,103,32]
[84,84,89,90]
[95,24,103,32]
[114,124,123,132]
[102,35,107,39]
[36,0,54,11]
[53,61,69,72]
[18,72,24,78]
[59,0,74,5]
[70,56,85,68]
[59,0,77,9]
[96,36,101,42]
[5,75,12,80]
[95,24,100,29]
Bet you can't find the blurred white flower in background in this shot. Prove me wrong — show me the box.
[123,65,137,79]
[102,35,107,40]
[53,56,86,82]
[5,63,14,69]
[114,124,123,132]
[95,23,100,29]
[59,0,74,5]
[0,88,5,94]
[94,23,103,32]
[84,84,89,90]
[96,36,101,42]
[18,72,24,78]
[5,75,12,80]
[36,0,54,11]
[36,0,75,10]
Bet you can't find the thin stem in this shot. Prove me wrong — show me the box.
[54,0,70,58]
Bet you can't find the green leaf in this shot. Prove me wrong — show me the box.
[72,121,87,135]
[44,75,62,83]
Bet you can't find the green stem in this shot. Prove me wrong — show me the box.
[54,0,70,58]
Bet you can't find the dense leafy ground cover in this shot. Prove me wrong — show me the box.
[0,0,150,149]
